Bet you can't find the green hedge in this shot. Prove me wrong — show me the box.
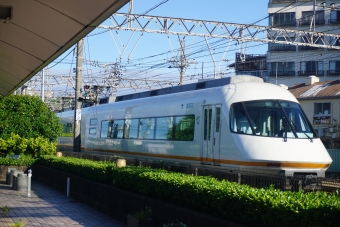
[0,133,56,157]
[0,156,37,166]
[35,156,340,227]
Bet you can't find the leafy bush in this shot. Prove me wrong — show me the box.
[26,137,57,157]
[5,133,28,155]
[35,156,340,227]
[0,134,56,157]
[0,95,62,142]
[0,156,36,166]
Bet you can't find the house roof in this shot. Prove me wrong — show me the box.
[289,80,340,100]
[0,0,129,96]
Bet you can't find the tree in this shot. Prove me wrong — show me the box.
[0,95,62,142]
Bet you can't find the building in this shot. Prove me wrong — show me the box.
[289,76,340,148]
[267,0,340,87]
[228,53,267,79]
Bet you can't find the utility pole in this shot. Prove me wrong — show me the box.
[313,0,316,32]
[180,39,185,85]
[129,0,133,28]
[41,68,45,102]
[73,39,83,152]
[168,38,196,85]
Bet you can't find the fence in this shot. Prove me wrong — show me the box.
[327,149,340,172]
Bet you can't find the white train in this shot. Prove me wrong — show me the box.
[57,76,332,177]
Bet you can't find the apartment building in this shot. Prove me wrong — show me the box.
[228,53,267,79]
[267,0,340,86]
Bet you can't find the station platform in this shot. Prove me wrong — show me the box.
[0,179,126,227]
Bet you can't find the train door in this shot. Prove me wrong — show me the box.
[213,105,221,165]
[201,104,221,165]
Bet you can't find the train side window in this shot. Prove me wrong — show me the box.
[63,123,73,136]
[112,120,124,139]
[90,119,97,125]
[101,120,113,138]
[89,128,96,135]
[124,119,139,139]
[155,117,174,140]
[230,103,256,135]
[174,115,195,141]
[139,118,155,139]
[230,103,244,133]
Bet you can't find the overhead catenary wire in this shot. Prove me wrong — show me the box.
[39,0,340,100]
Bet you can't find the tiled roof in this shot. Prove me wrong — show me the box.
[289,80,340,99]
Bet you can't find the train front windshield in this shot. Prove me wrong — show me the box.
[230,100,317,139]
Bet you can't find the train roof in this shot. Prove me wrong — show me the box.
[113,75,263,103]
[58,76,264,113]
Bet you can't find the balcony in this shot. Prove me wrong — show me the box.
[269,71,295,77]
[298,70,324,77]
[270,45,296,52]
[272,21,297,27]
[327,70,340,76]
[299,19,325,26]
[298,46,321,51]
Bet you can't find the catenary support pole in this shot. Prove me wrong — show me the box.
[73,39,84,152]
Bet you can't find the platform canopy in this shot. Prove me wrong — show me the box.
[0,0,130,96]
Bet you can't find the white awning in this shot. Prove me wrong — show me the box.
[0,0,130,96]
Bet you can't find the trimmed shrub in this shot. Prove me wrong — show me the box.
[36,155,340,227]
[0,156,36,166]
[0,134,56,157]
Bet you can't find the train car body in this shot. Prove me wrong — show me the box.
[57,76,332,177]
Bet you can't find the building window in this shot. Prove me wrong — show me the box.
[268,62,295,77]
[299,61,323,76]
[300,11,325,26]
[269,37,296,51]
[330,10,340,24]
[327,36,340,50]
[299,36,325,50]
[270,12,296,26]
[314,103,331,124]
[329,61,340,75]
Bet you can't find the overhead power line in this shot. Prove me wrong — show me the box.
[98,13,340,50]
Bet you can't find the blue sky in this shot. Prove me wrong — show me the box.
[48,0,270,95]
